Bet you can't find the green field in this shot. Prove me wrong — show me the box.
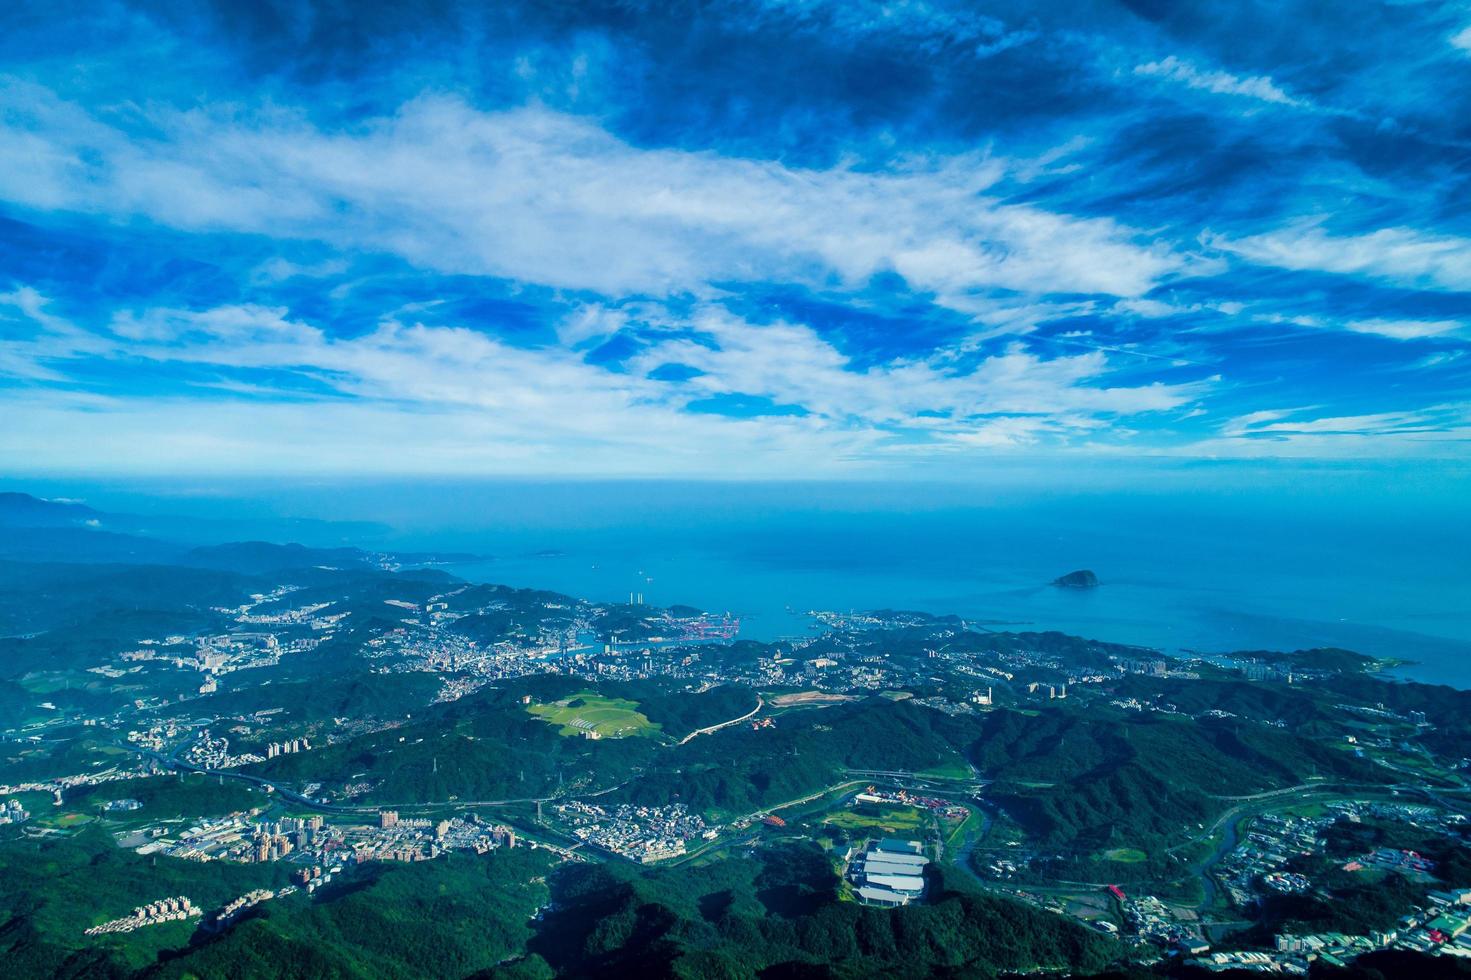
[1283,802,1329,818]
[527,693,660,739]
[917,755,973,780]
[1102,847,1148,863]
[824,804,925,834]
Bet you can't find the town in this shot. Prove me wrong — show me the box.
[5,560,1471,980]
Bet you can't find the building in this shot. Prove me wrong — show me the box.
[853,840,929,907]
[862,856,927,877]
[865,874,924,897]
[856,886,908,908]
[874,839,924,856]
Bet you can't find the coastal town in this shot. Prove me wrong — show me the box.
[4,549,1470,978]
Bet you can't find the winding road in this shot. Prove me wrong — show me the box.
[676,696,764,745]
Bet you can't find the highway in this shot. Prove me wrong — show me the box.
[676,696,764,745]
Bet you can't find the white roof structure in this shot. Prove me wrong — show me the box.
[863,859,927,877]
[851,842,929,908]
[863,851,927,867]
[856,886,910,907]
[865,874,925,894]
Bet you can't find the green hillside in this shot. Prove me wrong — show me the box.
[977,708,1382,849]
[515,843,1117,979]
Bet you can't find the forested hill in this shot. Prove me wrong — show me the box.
[517,844,1118,979]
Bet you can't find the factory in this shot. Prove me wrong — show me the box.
[851,839,929,907]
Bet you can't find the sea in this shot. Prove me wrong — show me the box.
[434,489,1471,688]
[29,471,1471,689]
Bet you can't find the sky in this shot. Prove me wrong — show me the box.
[1,0,1470,479]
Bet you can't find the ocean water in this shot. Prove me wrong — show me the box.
[338,480,1470,689]
[28,472,1471,688]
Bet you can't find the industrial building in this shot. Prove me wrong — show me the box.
[851,839,929,907]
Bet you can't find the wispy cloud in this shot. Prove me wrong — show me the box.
[1344,318,1463,340]
[1227,406,1469,438]
[1209,223,1471,292]
[0,289,1212,474]
[1133,56,1305,108]
[1195,404,1471,457]
[1,0,1469,475]
[0,81,1189,304]
[629,307,1202,424]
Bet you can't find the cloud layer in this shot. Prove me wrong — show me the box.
[0,0,1468,475]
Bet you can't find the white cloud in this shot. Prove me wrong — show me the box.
[1223,403,1465,435]
[1113,298,1182,318]
[1452,25,1471,53]
[1221,408,1298,437]
[1196,404,1471,457]
[1238,308,1464,341]
[1209,223,1471,292]
[0,289,1212,474]
[1133,56,1305,107]
[0,79,1189,303]
[1344,318,1463,340]
[627,308,1201,426]
[248,256,351,284]
[1414,350,1466,369]
[2,285,77,334]
[1251,412,1431,436]
[0,287,118,380]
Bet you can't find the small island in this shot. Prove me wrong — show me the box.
[1052,569,1099,589]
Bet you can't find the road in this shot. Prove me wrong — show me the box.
[1173,781,1374,854]
[1208,782,1334,802]
[147,751,373,814]
[666,778,869,865]
[842,767,987,791]
[676,697,764,745]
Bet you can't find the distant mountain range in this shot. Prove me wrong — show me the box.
[0,491,104,528]
[0,492,481,572]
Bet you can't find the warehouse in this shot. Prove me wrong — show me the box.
[851,839,929,907]
[856,886,908,908]
[862,858,926,877]
[865,873,925,896]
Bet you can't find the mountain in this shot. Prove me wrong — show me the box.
[0,492,470,571]
[181,541,376,574]
[0,525,181,564]
[0,492,103,528]
[0,493,184,563]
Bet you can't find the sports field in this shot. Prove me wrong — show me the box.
[823,804,925,834]
[527,693,660,739]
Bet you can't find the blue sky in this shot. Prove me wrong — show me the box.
[1,0,1469,477]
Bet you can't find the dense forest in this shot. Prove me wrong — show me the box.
[614,698,976,819]
[977,709,1384,849]
[508,843,1117,979]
